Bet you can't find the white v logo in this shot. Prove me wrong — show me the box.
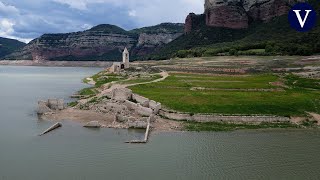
[293,10,312,28]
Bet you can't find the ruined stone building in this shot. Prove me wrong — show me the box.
[109,48,130,73]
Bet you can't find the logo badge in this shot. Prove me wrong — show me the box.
[288,3,317,32]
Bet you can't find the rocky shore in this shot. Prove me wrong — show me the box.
[37,68,184,132]
[37,88,183,132]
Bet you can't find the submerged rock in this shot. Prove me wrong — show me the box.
[37,99,65,115]
[128,121,148,129]
[116,114,130,123]
[37,101,53,115]
[83,121,102,128]
[48,99,64,110]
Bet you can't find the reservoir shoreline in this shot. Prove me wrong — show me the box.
[0,60,113,67]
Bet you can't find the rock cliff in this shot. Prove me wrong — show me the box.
[6,23,183,61]
[131,23,184,57]
[185,0,302,32]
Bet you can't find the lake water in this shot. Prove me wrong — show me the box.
[1,66,320,180]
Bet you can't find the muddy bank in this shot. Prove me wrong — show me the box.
[40,108,183,132]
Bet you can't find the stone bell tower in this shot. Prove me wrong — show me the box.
[122,47,129,69]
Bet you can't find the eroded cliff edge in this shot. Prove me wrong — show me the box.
[185,0,303,32]
[6,23,184,61]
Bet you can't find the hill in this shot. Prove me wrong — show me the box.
[0,37,26,58]
[5,23,184,61]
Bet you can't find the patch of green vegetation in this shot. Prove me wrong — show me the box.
[285,74,320,90]
[89,72,125,88]
[89,24,132,35]
[184,121,299,132]
[0,37,26,58]
[237,49,266,56]
[301,119,318,127]
[78,87,96,96]
[96,76,123,88]
[82,78,90,84]
[88,97,98,104]
[130,23,184,34]
[120,74,162,84]
[140,73,278,89]
[129,73,320,116]
[68,101,78,107]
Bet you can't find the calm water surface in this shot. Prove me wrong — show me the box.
[0,66,320,180]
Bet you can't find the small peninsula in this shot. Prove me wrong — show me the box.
[37,50,320,135]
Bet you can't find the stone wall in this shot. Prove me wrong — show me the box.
[112,88,132,102]
[159,110,290,123]
[124,100,154,116]
[149,100,162,114]
[132,94,150,107]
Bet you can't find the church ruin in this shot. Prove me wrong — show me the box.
[109,48,130,73]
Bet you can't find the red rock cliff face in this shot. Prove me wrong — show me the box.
[246,0,291,22]
[205,5,248,29]
[184,13,206,34]
[185,13,195,33]
[202,0,301,29]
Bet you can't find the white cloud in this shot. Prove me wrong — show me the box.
[52,0,123,10]
[128,10,136,17]
[52,0,204,26]
[53,0,88,10]
[0,1,19,16]
[81,23,92,30]
[0,18,31,43]
[0,19,15,35]
[0,0,204,43]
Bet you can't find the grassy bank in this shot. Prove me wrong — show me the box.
[184,118,319,132]
[184,121,300,132]
[130,73,320,117]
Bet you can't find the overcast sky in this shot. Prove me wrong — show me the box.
[0,0,204,43]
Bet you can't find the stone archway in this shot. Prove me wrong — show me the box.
[121,64,125,69]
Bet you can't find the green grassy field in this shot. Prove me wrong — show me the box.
[129,73,320,116]
[78,87,97,96]
[91,73,125,88]
[184,121,300,132]
[119,74,162,85]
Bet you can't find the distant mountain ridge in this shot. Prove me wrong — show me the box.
[0,37,26,58]
[5,23,184,61]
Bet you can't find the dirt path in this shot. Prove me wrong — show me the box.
[126,71,169,87]
[99,71,169,97]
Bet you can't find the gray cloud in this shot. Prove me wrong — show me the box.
[0,0,203,43]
